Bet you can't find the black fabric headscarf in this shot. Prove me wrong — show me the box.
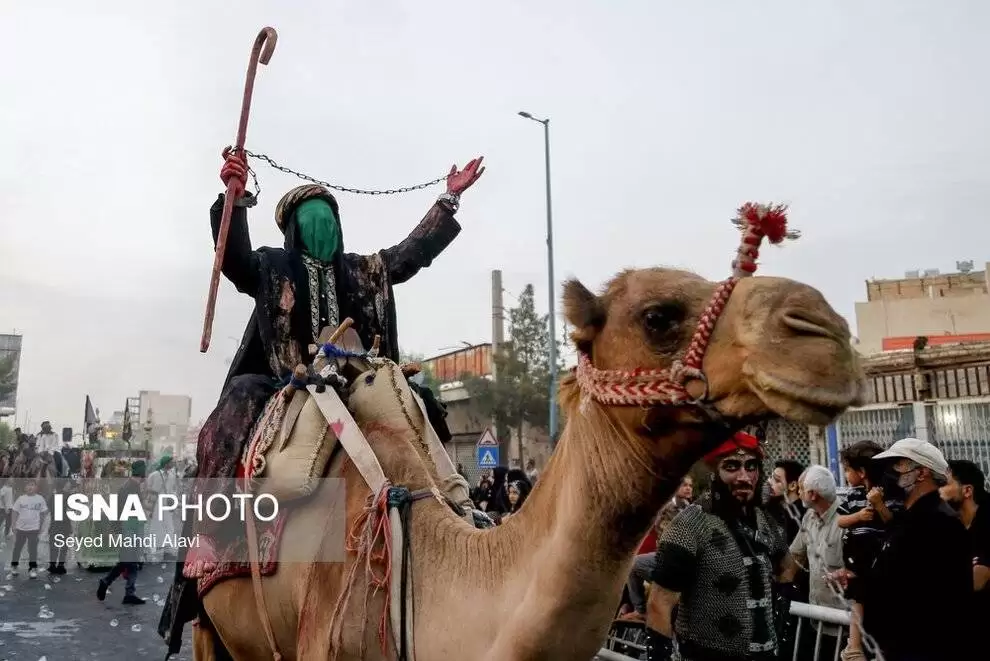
[494,469,532,514]
[487,467,509,514]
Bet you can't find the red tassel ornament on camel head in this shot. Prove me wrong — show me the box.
[730,202,800,279]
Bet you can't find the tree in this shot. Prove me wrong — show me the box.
[0,353,18,403]
[0,421,15,450]
[462,284,566,463]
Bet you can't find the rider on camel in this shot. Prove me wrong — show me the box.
[35,421,66,478]
[11,437,44,480]
[159,148,483,651]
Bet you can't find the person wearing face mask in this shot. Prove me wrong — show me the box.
[645,431,794,661]
[833,438,972,661]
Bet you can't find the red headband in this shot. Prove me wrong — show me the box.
[704,431,763,464]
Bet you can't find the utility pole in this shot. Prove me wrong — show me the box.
[491,269,505,375]
[491,269,508,459]
[518,111,558,445]
[145,407,153,455]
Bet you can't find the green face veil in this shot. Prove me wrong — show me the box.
[294,198,341,262]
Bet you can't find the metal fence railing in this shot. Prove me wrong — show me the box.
[595,601,853,661]
[834,398,990,480]
[788,602,851,661]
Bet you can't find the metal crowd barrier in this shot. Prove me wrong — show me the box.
[595,602,852,661]
[788,601,851,661]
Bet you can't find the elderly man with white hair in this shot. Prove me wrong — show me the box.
[790,465,846,610]
[782,466,847,660]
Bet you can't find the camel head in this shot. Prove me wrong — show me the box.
[563,203,864,445]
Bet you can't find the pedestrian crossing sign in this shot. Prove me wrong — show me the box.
[477,446,499,468]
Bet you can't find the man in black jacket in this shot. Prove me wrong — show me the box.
[838,438,972,661]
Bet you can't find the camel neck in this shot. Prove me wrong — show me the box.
[400,399,707,661]
[504,400,698,564]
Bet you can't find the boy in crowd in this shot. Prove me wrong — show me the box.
[835,440,903,661]
[96,460,147,605]
[8,480,48,578]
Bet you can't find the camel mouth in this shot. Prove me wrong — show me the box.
[748,370,864,426]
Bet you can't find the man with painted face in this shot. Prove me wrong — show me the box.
[159,150,483,653]
[836,438,972,661]
[645,432,794,661]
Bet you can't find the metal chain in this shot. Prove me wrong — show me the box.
[783,501,887,661]
[233,148,448,198]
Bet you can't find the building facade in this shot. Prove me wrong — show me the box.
[137,390,192,458]
[855,263,990,354]
[0,333,22,418]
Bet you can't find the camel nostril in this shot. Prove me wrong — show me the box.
[781,311,841,341]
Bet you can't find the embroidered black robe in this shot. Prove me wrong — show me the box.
[213,190,461,388]
[159,190,460,656]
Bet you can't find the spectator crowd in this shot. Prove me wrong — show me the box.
[590,434,989,661]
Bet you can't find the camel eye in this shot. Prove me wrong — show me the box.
[641,302,686,343]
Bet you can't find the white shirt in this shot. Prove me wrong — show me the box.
[35,432,60,453]
[0,485,13,510]
[12,493,48,532]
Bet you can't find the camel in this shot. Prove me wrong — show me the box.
[6,441,56,498]
[194,206,865,661]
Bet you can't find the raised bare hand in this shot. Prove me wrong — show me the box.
[220,147,248,193]
[446,156,485,196]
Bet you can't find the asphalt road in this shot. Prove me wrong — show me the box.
[1,536,632,661]
[0,537,192,661]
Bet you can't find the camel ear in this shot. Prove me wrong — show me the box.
[562,279,605,348]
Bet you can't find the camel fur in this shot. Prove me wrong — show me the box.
[197,266,865,661]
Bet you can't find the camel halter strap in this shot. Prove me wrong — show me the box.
[576,202,799,407]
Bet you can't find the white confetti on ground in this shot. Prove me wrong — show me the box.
[109,619,119,628]
[131,624,142,632]
[0,619,80,639]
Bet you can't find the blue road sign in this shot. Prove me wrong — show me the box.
[477,446,499,469]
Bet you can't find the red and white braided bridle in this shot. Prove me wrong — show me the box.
[575,202,799,407]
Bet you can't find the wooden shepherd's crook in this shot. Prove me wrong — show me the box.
[199,27,278,353]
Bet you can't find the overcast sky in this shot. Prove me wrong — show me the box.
[2,1,988,432]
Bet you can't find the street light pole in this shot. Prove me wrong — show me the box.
[518,111,558,445]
